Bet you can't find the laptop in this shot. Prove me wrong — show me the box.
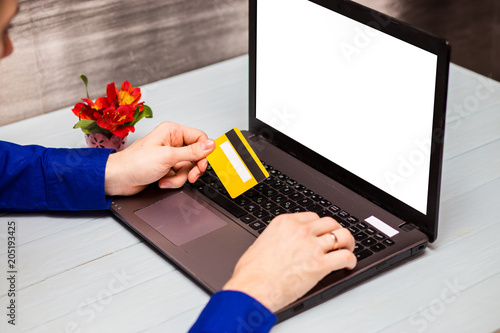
[110,0,450,321]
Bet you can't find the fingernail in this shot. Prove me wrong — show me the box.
[160,181,173,189]
[201,140,215,151]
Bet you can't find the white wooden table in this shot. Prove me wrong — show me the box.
[1,55,499,333]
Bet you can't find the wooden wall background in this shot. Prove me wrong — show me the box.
[0,0,248,126]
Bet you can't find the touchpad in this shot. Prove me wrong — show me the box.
[134,191,227,246]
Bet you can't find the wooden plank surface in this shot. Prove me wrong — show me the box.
[0,0,248,126]
[0,56,499,332]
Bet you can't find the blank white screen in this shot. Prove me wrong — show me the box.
[256,0,437,214]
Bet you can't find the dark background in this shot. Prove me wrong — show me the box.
[0,0,498,126]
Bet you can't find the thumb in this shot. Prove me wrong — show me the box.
[166,139,215,164]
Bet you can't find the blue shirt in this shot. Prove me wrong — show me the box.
[0,140,277,332]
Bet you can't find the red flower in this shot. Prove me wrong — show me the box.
[72,98,98,120]
[118,81,143,108]
[94,104,136,137]
[72,76,152,139]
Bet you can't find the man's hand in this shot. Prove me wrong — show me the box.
[104,121,215,196]
[223,212,357,313]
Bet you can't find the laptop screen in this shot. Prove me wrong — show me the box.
[255,0,438,214]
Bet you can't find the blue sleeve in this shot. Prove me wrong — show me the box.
[0,141,113,211]
[189,290,277,333]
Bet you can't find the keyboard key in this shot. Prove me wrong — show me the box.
[290,192,305,201]
[235,196,250,206]
[306,204,324,213]
[281,200,297,210]
[270,180,286,189]
[244,203,259,213]
[270,169,281,176]
[209,182,223,191]
[253,210,269,219]
[279,186,292,195]
[355,249,373,261]
[371,243,386,252]
[311,194,323,201]
[383,239,395,246]
[354,232,369,241]
[338,210,350,218]
[240,215,256,224]
[361,237,377,247]
[262,201,277,210]
[252,196,266,204]
[298,198,313,206]
[353,243,364,253]
[286,179,297,186]
[346,216,359,223]
[338,220,349,228]
[277,174,289,181]
[356,222,368,229]
[303,189,314,196]
[348,226,359,234]
[209,192,247,218]
[255,183,268,192]
[245,189,259,198]
[202,175,217,184]
[318,210,334,218]
[261,216,274,224]
[264,176,274,184]
[295,184,306,191]
[272,207,287,216]
[365,227,376,235]
[328,205,341,213]
[291,206,306,213]
[272,195,285,203]
[249,221,267,230]
[264,189,278,197]
[319,199,332,207]
[374,233,386,241]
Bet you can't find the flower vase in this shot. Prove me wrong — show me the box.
[85,133,128,151]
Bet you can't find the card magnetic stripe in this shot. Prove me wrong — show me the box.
[225,129,266,181]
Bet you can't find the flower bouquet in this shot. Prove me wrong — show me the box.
[72,75,152,151]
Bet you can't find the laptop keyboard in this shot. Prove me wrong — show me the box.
[191,162,395,261]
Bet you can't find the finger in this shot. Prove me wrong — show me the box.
[317,232,338,253]
[158,162,193,188]
[154,121,209,147]
[308,216,341,236]
[196,158,208,174]
[187,165,202,183]
[164,139,215,166]
[275,212,319,224]
[331,228,356,252]
[324,249,358,271]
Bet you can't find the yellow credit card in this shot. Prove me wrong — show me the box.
[207,128,269,198]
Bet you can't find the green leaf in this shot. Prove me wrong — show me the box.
[80,75,90,99]
[143,105,153,118]
[125,105,153,127]
[73,119,110,137]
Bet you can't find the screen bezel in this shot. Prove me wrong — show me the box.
[249,0,450,242]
